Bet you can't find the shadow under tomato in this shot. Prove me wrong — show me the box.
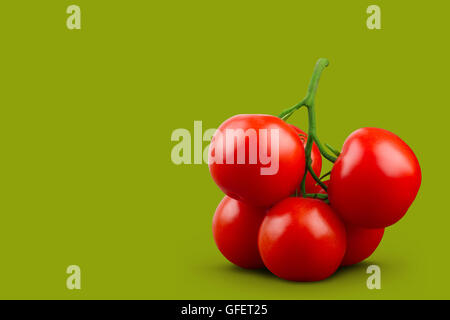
[212,260,384,284]
[214,263,275,279]
[334,261,378,276]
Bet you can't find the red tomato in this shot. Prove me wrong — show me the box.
[289,125,322,193]
[311,180,385,266]
[341,224,384,266]
[328,128,421,228]
[258,197,346,281]
[209,114,305,207]
[212,196,266,269]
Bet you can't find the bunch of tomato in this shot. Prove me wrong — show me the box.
[209,59,421,281]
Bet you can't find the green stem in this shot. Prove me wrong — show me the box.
[319,171,331,180]
[313,136,337,163]
[300,105,315,194]
[296,58,337,195]
[325,143,341,157]
[307,164,328,191]
[303,193,328,200]
[278,59,329,120]
[279,98,306,121]
[279,59,337,197]
[304,59,329,107]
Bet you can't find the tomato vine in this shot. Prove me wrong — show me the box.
[278,58,337,197]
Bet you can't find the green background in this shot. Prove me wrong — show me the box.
[0,0,447,299]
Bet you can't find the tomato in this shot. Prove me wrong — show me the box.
[311,180,385,266]
[341,224,384,266]
[258,197,346,281]
[328,128,421,228]
[289,125,322,193]
[212,196,266,269]
[209,114,306,207]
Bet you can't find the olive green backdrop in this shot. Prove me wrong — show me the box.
[0,1,446,299]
